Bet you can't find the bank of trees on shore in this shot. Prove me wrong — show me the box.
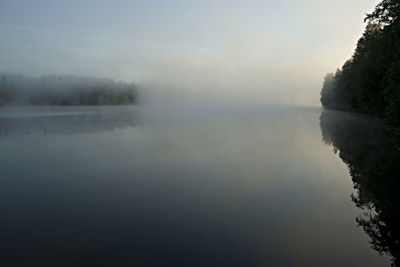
[321,0,400,127]
[0,74,137,106]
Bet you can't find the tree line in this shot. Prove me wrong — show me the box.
[0,74,137,106]
[321,0,400,127]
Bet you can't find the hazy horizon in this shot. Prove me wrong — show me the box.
[2,2,400,265]
[0,0,380,105]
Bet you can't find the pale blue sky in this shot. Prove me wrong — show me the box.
[0,0,379,104]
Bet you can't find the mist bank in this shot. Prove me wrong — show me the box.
[320,0,400,128]
[0,74,137,106]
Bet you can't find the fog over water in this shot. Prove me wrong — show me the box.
[1,0,397,266]
[0,0,380,105]
[0,105,394,266]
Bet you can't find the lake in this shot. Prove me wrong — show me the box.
[0,104,398,266]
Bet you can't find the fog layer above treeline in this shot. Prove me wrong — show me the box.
[0,74,137,106]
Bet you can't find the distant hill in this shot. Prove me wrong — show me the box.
[320,0,400,128]
[0,74,137,106]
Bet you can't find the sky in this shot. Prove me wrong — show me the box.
[0,0,380,105]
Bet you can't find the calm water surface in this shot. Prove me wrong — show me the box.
[0,105,396,266]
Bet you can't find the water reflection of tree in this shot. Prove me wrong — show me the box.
[320,109,400,266]
[0,108,137,137]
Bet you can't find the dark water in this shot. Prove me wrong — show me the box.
[0,105,398,266]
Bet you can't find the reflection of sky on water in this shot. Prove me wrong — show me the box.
[0,106,390,266]
[0,106,137,137]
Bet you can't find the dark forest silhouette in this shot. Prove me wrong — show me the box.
[320,109,400,266]
[321,0,400,127]
[0,74,136,106]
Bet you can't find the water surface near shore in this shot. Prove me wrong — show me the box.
[0,105,391,266]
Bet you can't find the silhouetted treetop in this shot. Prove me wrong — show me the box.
[365,0,400,26]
